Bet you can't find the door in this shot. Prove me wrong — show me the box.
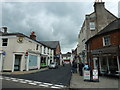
[14,55,22,71]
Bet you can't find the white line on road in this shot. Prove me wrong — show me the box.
[12,79,19,82]
[54,84,65,87]
[0,77,3,79]
[19,81,27,83]
[39,84,49,87]
[24,80,33,83]
[5,78,11,81]
[51,86,61,89]
[33,81,42,84]
[28,82,37,85]
[43,83,53,86]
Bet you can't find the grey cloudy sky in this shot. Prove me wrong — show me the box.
[1,0,119,53]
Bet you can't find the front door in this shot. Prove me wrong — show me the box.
[14,55,22,71]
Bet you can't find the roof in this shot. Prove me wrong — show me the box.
[86,18,120,44]
[40,41,60,49]
[0,32,50,48]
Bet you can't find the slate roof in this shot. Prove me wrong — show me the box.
[40,41,59,49]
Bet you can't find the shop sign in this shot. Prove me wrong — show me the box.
[93,69,98,80]
[84,70,90,80]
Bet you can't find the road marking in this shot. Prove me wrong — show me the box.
[1,76,67,89]
[51,86,61,89]
[39,84,49,87]
[4,77,10,79]
[17,79,24,81]
[54,84,64,87]
[24,80,32,83]
[12,79,19,82]
[5,78,11,81]
[28,82,37,85]
[19,81,27,83]
[33,81,42,84]
[0,77,3,79]
[43,83,53,86]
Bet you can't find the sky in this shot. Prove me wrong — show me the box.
[1,0,119,53]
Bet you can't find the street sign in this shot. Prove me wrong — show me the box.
[92,69,99,81]
[84,70,90,80]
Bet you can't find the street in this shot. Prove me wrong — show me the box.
[1,64,71,89]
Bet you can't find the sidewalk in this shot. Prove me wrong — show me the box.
[1,68,48,75]
[70,73,119,88]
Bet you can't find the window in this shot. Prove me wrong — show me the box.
[103,36,111,46]
[2,38,8,46]
[36,44,39,50]
[89,22,95,30]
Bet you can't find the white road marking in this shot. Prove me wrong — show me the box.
[12,79,19,82]
[28,82,37,85]
[54,84,64,87]
[4,77,10,79]
[0,77,3,79]
[39,84,49,87]
[51,86,61,89]
[24,80,32,83]
[43,83,53,86]
[5,78,11,81]
[17,79,24,81]
[19,81,27,83]
[33,81,42,84]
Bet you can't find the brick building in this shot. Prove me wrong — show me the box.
[77,1,117,64]
[86,18,120,76]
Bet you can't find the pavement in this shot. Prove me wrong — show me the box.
[1,68,48,75]
[70,73,119,88]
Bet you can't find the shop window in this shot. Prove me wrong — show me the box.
[2,38,8,46]
[89,22,95,30]
[103,36,111,46]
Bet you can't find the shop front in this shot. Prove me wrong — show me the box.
[40,55,48,68]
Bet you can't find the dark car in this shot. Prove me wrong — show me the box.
[48,62,58,69]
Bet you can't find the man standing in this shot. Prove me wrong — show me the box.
[78,62,84,76]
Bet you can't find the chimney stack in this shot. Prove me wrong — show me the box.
[2,26,8,33]
[30,31,36,40]
[94,1,105,12]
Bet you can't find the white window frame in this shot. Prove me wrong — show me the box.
[89,22,95,30]
[103,35,111,46]
[2,38,8,46]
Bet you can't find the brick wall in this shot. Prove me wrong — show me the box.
[89,30,120,50]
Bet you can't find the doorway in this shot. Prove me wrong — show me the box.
[14,55,22,71]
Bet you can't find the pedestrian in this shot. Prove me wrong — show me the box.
[62,60,64,66]
[71,59,77,73]
[78,62,84,76]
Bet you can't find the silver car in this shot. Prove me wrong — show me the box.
[48,62,58,69]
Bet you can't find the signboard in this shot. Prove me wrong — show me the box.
[84,70,90,80]
[93,69,98,80]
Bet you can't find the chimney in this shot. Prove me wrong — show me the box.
[94,1,105,12]
[2,26,8,33]
[30,31,36,40]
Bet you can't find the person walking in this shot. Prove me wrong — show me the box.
[71,59,77,73]
[78,62,84,76]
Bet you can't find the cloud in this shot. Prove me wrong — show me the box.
[2,2,118,53]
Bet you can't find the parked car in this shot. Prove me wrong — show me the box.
[48,62,58,69]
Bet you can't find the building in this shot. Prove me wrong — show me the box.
[40,41,61,65]
[62,52,71,64]
[0,27,54,72]
[85,18,120,76]
[77,1,118,64]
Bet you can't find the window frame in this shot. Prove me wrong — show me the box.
[103,35,111,46]
[89,22,95,30]
[2,38,8,46]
